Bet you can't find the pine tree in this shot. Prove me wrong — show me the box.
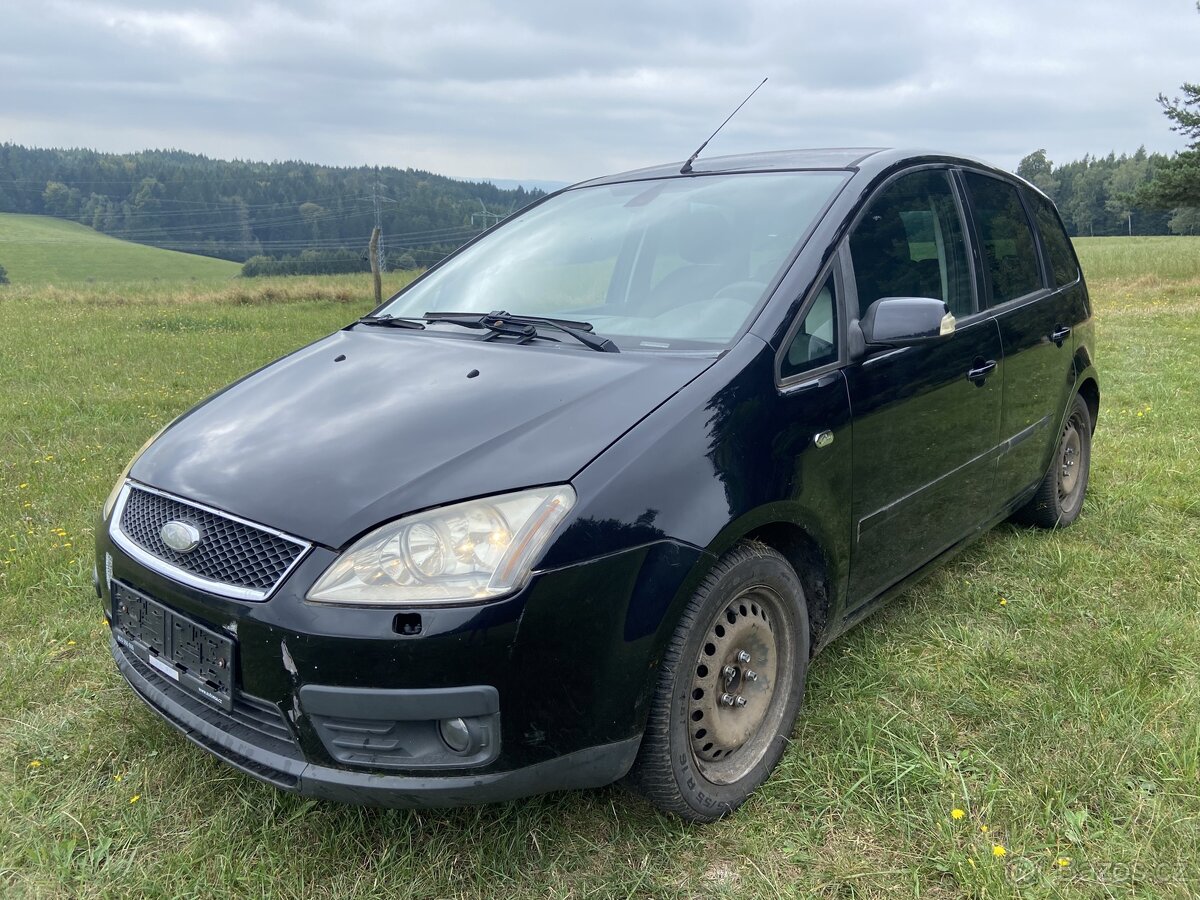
[1143,3,1200,208]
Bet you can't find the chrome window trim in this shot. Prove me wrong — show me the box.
[108,481,312,602]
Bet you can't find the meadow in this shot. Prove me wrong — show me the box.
[0,236,1198,898]
[0,214,242,286]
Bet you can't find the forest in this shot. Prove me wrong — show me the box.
[1016,147,1199,237]
[0,140,1196,278]
[0,144,543,268]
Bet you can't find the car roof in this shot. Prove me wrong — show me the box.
[571,147,1013,189]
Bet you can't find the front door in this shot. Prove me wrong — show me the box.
[842,169,1004,604]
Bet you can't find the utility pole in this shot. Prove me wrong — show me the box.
[373,167,387,273]
[369,225,382,305]
[470,198,504,231]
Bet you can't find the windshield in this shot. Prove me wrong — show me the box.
[377,171,848,351]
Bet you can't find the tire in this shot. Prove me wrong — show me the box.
[1013,392,1093,528]
[625,541,809,822]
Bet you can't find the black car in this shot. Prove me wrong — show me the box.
[96,148,1097,822]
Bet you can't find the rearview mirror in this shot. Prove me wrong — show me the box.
[859,297,955,347]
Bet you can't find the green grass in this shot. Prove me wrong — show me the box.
[1073,234,1200,281]
[0,214,241,285]
[1,243,1199,898]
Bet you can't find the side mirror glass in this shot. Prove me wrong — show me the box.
[859,297,955,347]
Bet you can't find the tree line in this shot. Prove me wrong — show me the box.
[0,144,544,266]
[1017,147,1198,236]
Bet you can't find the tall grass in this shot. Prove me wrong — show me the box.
[0,242,1198,897]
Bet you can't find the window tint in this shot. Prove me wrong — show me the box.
[849,170,973,319]
[782,272,838,378]
[963,173,1043,304]
[1029,193,1080,288]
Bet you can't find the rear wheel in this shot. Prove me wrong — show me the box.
[1014,393,1092,528]
[625,542,808,822]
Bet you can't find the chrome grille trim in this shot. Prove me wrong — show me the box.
[109,482,311,601]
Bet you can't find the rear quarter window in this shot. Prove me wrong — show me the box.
[1029,193,1081,288]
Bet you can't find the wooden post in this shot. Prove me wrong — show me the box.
[369,225,382,305]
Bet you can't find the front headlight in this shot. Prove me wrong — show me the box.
[306,486,576,606]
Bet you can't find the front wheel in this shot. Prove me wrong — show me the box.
[1014,392,1093,528]
[625,541,809,822]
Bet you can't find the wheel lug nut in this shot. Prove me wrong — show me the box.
[720,693,736,707]
[734,695,747,708]
[745,669,758,681]
[722,665,737,680]
[736,650,751,664]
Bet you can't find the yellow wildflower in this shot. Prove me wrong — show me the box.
[1056,857,1071,868]
[999,598,1008,606]
[28,759,42,769]
[951,808,965,820]
[114,774,123,781]
[980,825,989,833]
[67,640,76,646]
[129,795,141,804]
[992,845,1006,858]
[18,483,28,489]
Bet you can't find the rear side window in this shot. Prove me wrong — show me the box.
[849,170,974,318]
[1029,193,1080,288]
[963,173,1042,305]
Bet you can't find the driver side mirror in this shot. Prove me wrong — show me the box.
[858,296,955,348]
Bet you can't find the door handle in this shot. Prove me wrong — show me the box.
[1050,325,1072,347]
[967,359,997,386]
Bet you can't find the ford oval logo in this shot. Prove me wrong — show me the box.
[161,521,202,553]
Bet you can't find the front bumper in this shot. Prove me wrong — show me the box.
[113,634,640,807]
[100,521,704,806]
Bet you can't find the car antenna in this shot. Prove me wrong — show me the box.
[680,77,768,175]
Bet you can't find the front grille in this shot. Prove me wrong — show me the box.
[118,485,307,595]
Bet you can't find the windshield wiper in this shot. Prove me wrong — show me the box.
[357,314,426,330]
[423,310,619,353]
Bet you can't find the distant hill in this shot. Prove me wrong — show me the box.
[0,144,546,265]
[0,213,240,284]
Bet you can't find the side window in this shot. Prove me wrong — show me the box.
[963,173,1043,304]
[849,170,974,319]
[1030,193,1080,288]
[782,272,838,378]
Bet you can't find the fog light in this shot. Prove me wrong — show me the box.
[439,717,472,753]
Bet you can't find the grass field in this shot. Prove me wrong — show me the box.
[1,238,1199,898]
[0,214,241,285]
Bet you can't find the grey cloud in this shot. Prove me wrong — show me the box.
[1,0,1196,181]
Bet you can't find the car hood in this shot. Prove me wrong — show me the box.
[131,327,713,548]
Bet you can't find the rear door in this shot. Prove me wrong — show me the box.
[959,172,1083,504]
[843,168,1004,604]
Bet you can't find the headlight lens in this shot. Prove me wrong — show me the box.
[307,486,576,606]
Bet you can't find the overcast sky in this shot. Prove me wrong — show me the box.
[1,0,1196,185]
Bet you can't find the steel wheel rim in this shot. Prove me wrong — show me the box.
[1057,413,1085,505]
[686,585,795,785]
